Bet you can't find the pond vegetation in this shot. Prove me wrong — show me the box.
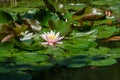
[0,0,120,80]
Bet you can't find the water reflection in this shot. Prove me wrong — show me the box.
[0,0,17,7]
[10,0,17,6]
[35,63,120,80]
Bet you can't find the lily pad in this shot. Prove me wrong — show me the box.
[66,62,86,68]
[49,19,72,35]
[91,0,116,6]
[14,40,44,50]
[89,58,117,66]
[34,9,53,27]
[109,48,120,58]
[0,11,13,24]
[96,26,118,39]
[0,42,14,50]
[15,51,50,65]
[63,55,90,68]
[64,3,86,13]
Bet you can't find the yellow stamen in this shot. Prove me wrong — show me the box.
[48,35,56,39]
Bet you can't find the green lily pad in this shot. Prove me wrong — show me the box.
[89,58,117,66]
[96,26,118,39]
[63,39,97,52]
[0,42,14,50]
[91,0,115,6]
[14,40,44,51]
[49,20,72,35]
[65,3,86,13]
[109,48,120,58]
[34,9,53,27]
[66,62,86,68]
[45,47,65,56]
[88,47,111,56]
[0,11,13,24]
[63,55,90,68]
[15,51,50,65]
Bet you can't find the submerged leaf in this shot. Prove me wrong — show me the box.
[0,71,32,80]
[0,63,11,73]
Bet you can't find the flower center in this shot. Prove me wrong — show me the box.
[48,35,56,39]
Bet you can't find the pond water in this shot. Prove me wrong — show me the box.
[0,0,120,80]
[33,63,120,80]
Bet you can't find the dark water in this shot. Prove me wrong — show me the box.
[32,63,120,80]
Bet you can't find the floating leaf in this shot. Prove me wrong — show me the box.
[45,47,65,56]
[89,58,117,66]
[66,62,86,68]
[14,40,44,50]
[0,42,14,50]
[34,9,53,26]
[109,48,120,58]
[64,3,86,14]
[91,0,114,6]
[15,51,50,65]
[63,55,90,68]
[0,11,13,24]
[88,47,110,56]
[96,26,117,39]
[63,39,97,52]
[49,20,72,35]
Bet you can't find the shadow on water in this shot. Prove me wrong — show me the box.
[32,63,120,80]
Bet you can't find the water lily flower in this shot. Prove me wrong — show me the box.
[20,31,33,41]
[40,31,64,46]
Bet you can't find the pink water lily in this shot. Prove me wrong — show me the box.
[41,31,64,46]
